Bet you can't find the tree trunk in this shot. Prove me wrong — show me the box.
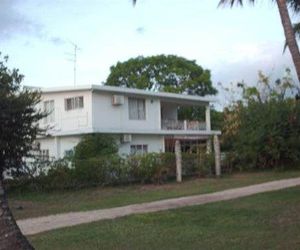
[0,178,34,250]
[277,0,300,85]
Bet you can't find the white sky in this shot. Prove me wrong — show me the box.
[0,0,298,106]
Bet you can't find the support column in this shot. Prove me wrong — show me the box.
[175,140,182,183]
[54,136,61,159]
[206,138,212,154]
[205,105,211,131]
[213,135,221,177]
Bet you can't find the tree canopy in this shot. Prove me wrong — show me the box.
[105,55,217,96]
[0,54,44,249]
[0,55,44,176]
[222,69,300,169]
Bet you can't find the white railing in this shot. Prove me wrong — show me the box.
[161,120,206,131]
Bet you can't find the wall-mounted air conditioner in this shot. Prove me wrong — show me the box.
[112,95,124,105]
[122,134,132,143]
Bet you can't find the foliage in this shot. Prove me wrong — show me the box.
[74,134,118,160]
[0,54,45,176]
[73,156,128,186]
[222,70,300,169]
[106,55,217,96]
[128,153,175,183]
[7,151,216,191]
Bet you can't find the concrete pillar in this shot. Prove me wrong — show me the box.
[213,135,221,177]
[175,140,182,183]
[205,105,211,131]
[206,138,212,154]
[54,136,61,159]
[183,120,187,130]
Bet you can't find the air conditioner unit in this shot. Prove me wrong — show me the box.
[122,134,132,143]
[112,95,124,105]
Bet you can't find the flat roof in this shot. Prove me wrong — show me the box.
[39,84,216,104]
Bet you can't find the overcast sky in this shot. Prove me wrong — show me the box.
[0,0,298,106]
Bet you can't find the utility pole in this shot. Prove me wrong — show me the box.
[65,41,80,86]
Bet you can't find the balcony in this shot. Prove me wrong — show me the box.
[161,120,206,131]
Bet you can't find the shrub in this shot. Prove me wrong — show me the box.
[73,155,127,186]
[74,134,118,160]
[6,151,217,191]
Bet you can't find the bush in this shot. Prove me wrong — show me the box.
[128,153,176,183]
[74,155,128,186]
[6,151,216,191]
[74,134,118,160]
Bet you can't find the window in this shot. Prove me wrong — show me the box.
[43,100,55,124]
[128,98,146,120]
[40,149,49,161]
[64,149,74,158]
[130,145,148,155]
[65,96,84,111]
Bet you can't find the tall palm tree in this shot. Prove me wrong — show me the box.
[219,0,300,86]
[133,0,300,86]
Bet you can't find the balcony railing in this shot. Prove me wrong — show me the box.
[161,120,206,131]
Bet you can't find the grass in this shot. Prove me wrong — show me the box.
[9,169,300,220]
[29,186,300,250]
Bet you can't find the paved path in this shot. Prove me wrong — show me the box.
[17,177,300,235]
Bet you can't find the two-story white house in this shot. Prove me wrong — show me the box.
[36,85,221,160]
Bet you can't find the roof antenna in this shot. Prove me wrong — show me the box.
[65,41,81,86]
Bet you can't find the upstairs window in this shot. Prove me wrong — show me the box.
[128,98,146,120]
[43,100,55,124]
[65,96,84,111]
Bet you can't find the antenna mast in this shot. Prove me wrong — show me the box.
[66,41,81,86]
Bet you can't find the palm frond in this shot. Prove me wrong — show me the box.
[287,0,300,12]
[218,0,255,7]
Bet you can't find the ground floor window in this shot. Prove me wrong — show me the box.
[64,149,74,158]
[40,149,49,161]
[130,144,148,155]
[164,137,206,153]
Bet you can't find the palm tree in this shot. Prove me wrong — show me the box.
[133,0,300,86]
[219,0,300,86]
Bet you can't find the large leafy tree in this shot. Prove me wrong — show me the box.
[223,70,300,169]
[0,54,45,249]
[219,0,300,86]
[105,55,217,96]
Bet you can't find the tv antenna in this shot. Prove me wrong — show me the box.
[65,41,81,86]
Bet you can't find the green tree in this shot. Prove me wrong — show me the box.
[105,55,217,96]
[219,0,300,86]
[223,70,300,169]
[74,134,118,160]
[0,54,45,249]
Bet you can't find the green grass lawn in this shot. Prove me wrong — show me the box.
[29,186,300,250]
[9,170,300,220]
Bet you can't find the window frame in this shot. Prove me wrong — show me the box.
[65,96,84,111]
[43,100,55,124]
[128,97,146,120]
[130,144,148,155]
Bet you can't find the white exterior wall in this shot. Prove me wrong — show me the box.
[35,86,218,159]
[37,135,82,159]
[92,92,161,132]
[40,91,93,133]
[118,135,165,156]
